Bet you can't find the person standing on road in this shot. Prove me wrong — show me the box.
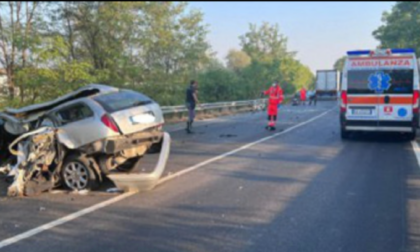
[306,89,312,104]
[185,80,199,134]
[261,81,284,131]
[308,89,317,106]
[300,87,307,106]
[313,89,317,106]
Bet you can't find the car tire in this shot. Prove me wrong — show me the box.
[341,128,350,140]
[409,128,417,141]
[61,154,99,191]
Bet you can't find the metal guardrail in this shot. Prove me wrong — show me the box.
[161,96,293,115]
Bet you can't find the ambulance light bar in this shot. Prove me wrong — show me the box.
[347,48,415,56]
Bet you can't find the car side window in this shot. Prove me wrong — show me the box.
[55,103,94,126]
[39,117,55,127]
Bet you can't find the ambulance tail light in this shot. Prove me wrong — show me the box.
[413,90,420,114]
[340,91,347,113]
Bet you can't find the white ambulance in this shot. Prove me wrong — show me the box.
[340,48,420,139]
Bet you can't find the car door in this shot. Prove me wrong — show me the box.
[377,69,413,124]
[50,102,104,149]
[346,70,380,126]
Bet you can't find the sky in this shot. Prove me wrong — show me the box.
[187,1,395,73]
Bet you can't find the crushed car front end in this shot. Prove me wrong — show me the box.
[0,84,171,196]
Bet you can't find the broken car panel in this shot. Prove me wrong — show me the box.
[0,84,170,196]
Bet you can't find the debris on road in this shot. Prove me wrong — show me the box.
[106,188,124,194]
[74,190,90,196]
[219,134,237,138]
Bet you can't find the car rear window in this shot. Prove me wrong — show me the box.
[347,69,414,94]
[94,91,154,113]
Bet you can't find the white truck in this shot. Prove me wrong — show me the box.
[315,70,340,98]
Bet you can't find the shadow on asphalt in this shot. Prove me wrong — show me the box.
[344,132,414,143]
[234,135,411,252]
[223,170,307,185]
[406,155,420,251]
[34,137,414,252]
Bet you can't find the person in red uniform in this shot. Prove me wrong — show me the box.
[261,81,284,131]
[300,87,307,105]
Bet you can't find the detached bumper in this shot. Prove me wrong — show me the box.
[107,132,171,192]
[103,130,163,154]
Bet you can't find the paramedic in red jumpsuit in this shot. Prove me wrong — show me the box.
[262,81,284,131]
[300,87,307,105]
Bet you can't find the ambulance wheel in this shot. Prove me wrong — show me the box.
[408,128,417,140]
[341,128,350,140]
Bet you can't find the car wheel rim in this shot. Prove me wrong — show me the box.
[63,162,89,190]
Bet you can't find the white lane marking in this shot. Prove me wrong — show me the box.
[157,109,332,185]
[411,140,420,167]
[0,108,333,249]
[0,191,136,249]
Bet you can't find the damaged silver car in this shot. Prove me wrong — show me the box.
[0,84,171,196]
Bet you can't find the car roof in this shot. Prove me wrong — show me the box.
[4,84,119,116]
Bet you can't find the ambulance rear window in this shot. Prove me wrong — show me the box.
[347,69,413,94]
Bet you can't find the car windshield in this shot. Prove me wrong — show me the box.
[347,69,414,94]
[94,90,154,113]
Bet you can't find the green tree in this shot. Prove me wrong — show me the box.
[14,36,96,104]
[238,22,313,95]
[2,3,318,108]
[333,56,346,71]
[47,2,211,105]
[373,2,420,52]
[240,60,283,98]
[0,2,44,99]
[239,22,295,63]
[49,2,145,82]
[226,49,251,71]
[198,67,239,102]
[136,2,210,82]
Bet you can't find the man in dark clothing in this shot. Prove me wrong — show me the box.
[308,89,317,106]
[186,80,199,134]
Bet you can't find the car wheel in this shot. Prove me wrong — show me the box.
[61,154,99,191]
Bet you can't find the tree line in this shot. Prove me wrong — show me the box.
[0,2,314,107]
[334,2,420,72]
